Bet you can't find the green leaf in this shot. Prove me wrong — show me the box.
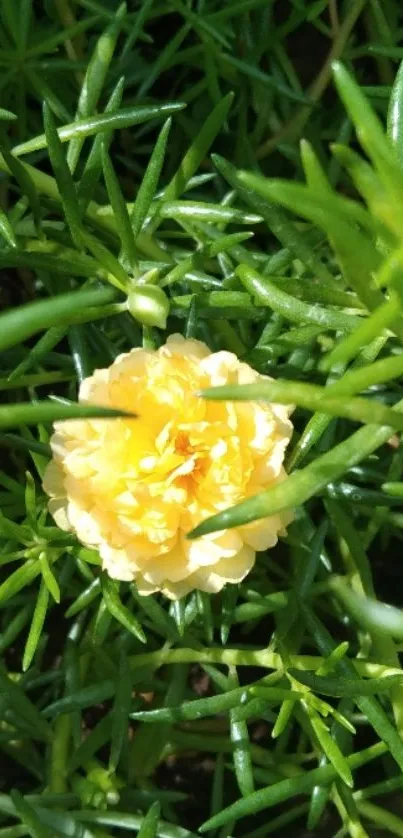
[324,499,373,597]
[91,599,112,646]
[331,577,403,640]
[109,653,133,772]
[43,681,116,718]
[68,324,93,385]
[220,53,313,104]
[213,154,334,284]
[70,809,197,837]
[40,552,60,603]
[43,102,83,249]
[220,584,239,644]
[201,378,403,433]
[300,139,330,193]
[320,295,399,372]
[199,742,386,832]
[0,667,51,741]
[305,607,403,776]
[172,290,263,321]
[130,684,251,724]
[10,791,52,838]
[102,144,137,272]
[196,590,214,645]
[28,805,98,838]
[65,577,101,618]
[22,580,50,672]
[290,669,403,697]
[236,264,361,332]
[131,118,172,242]
[0,559,41,605]
[25,14,99,59]
[162,93,234,204]
[120,0,155,57]
[0,204,17,248]
[0,285,116,353]
[304,704,353,787]
[76,76,124,214]
[81,231,131,292]
[229,671,255,797]
[388,59,403,169]
[131,586,180,643]
[330,143,398,238]
[12,104,185,158]
[1,144,42,238]
[67,3,127,172]
[24,470,36,523]
[0,434,51,459]
[130,664,188,779]
[158,201,261,225]
[383,481,403,497]
[100,573,146,643]
[237,171,384,312]
[0,401,134,431]
[333,61,403,205]
[68,715,112,773]
[0,108,17,121]
[138,802,161,838]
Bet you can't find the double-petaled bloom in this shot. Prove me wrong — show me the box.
[44,335,293,599]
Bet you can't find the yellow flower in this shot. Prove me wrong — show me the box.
[43,335,293,599]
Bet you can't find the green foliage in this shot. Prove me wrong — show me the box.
[3,2,403,838]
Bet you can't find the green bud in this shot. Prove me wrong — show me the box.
[128,284,169,329]
[71,774,106,808]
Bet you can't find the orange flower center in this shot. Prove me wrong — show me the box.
[174,430,194,457]
[171,429,209,488]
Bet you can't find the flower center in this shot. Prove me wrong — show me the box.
[170,429,209,487]
[174,431,194,457]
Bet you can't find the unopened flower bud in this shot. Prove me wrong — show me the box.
[128,284,169,329]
